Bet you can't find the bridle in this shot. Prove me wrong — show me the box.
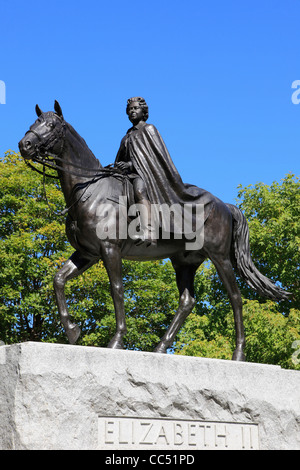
[24,114,66,175]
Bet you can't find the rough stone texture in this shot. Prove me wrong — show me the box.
[0,342,299,450]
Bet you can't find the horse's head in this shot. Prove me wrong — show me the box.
[19,100,66,161]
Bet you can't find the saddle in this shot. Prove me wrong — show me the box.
[105,174,135,214]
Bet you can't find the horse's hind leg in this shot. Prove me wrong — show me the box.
[154,260,201,354]
[53,250,96,344]
[210,254,246,361]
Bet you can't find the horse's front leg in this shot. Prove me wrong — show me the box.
[101,242,127,349]
[53,251,96,344]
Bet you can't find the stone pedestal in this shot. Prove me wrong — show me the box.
[0,342,299,450]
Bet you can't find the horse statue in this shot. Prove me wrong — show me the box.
[18,101,290,361]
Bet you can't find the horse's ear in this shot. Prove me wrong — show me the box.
[35,104,43,117]
[54,100,63,118]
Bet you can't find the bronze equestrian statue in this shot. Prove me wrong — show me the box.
[18,99,290,361]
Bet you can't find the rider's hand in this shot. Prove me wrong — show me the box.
[116,162,132,171]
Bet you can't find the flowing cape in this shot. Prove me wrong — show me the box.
[115,123,217,235]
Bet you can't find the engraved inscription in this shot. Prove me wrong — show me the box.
[98,417,259,450]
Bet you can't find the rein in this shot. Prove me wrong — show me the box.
[26,154,122,179]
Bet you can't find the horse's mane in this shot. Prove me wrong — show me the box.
[65,121,103,169]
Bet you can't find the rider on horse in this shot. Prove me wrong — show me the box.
[114,97,214,247]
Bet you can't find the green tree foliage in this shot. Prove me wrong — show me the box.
[0,151,69,343]
[237,174,299,309]
[175,174,300,369]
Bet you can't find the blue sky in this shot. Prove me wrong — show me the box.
[1,0,299,204]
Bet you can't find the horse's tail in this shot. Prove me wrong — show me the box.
[226,203,291,301]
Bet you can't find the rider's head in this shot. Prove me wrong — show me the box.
[126,97,149,123]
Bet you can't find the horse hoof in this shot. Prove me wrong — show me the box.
[107,343,124,350]
[153,344,167,354]
[232,350,246,361]
[66,324,81,344]
[107,337,124,349]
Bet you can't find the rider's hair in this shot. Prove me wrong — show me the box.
[126,97,149,121]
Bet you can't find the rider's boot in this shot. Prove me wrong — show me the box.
[133,198,157,247]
